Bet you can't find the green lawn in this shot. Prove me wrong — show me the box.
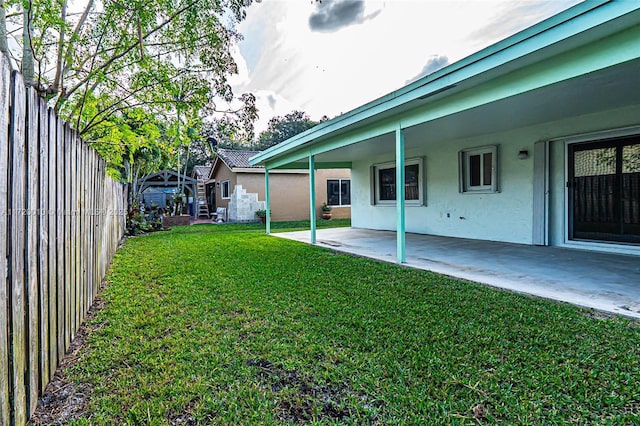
[66,223,639,425]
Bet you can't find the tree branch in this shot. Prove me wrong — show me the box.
[63,0,199,101]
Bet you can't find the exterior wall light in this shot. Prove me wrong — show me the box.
[518,150,529,160]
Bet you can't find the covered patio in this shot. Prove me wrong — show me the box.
[276,227,640,318]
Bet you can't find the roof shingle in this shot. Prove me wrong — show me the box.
[216,148,264,169]
[193,165,212,179]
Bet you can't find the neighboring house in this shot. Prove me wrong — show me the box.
[251,2,640,259]
[210,148,351,222]
[192,165,212,182]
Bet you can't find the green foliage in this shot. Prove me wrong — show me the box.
[125,204,164,236]
[64,224,640,425]
[2,0,256,175]
[82,94,173,179]
[256,110,328,150]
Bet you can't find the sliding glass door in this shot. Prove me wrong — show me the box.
[569,135,640,244]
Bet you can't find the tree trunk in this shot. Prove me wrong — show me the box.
[0,0,12,67]
[22,3,35,86]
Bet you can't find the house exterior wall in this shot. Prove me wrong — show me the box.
[351,104,640,253]
[239,172,309,221]
[316,169,351,220]
[351,131,534,244]
[235,169,352,222]
[212,162,236,212]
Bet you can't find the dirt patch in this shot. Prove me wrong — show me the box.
[166,399,198,425]
[28,288,107,425]
[246,358,383,423]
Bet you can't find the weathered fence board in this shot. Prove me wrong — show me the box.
[38,97,50,391]
[64,123,71,350]
[55,115,65,364]
[9,72,27,424]
[11,70,28,426]
[0,55,11,425]
[47,107,58,377]
[0,60,125,424]
[26,85,40,414]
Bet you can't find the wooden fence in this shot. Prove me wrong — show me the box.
[0,58,126,424]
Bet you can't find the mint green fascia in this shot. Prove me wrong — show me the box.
[275,162,352,170]
[263,22,639,171]
[395,126,406,264]
[400,24,640,130]
[263,119,399,170]
[309,155,316,244]
[250,0,634,167]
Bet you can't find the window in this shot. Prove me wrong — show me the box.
[459,146,498,193]
[372,158,424,205]
[327,179,351,206]
[221,180,231,199]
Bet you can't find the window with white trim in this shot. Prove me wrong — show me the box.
[372,158,424,205]
[327,179,350,206]
[459,146,498,193]
[221,180,231,199]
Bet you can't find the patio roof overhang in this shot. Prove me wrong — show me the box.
[249,1,640,262]
[249,1,640,170]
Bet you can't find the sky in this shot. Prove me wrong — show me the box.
[229,0,583,134]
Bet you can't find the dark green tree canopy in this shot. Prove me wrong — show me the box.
[0,0,256,178]
[256,110,328,150]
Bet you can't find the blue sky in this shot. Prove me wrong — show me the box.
[230,0,582,133]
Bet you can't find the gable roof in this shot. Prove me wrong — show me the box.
[209,148,265,180]
[192,165,211,180]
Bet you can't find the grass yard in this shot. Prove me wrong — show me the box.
[51,223,638,425]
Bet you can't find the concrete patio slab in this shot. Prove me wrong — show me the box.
[274,228,640,319]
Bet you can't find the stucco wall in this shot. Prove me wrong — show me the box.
[211,162,236,212]
[351,104,640,248]
[316,169,351,220]
[352,130,534,244]
[238,172,309,221]
[237,169,351,221]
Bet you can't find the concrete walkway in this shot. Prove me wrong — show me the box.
[274,228,640,319]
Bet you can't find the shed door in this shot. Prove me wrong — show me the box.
[569,135,640,244]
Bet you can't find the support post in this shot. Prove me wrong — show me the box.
[309,155,316,244]
[396,125,406,263]
[265,167,271,235]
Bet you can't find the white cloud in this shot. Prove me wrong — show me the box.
[233,0,582,135]
[252,89,297,134]
[228,45,251,88]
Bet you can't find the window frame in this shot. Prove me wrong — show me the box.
[221,180,231,199]
[372,157,425,206]
[459,145,499,193]
[326,178,351,207]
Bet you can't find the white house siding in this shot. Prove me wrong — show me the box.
[351,131,535,245]
[352,104,640,249]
